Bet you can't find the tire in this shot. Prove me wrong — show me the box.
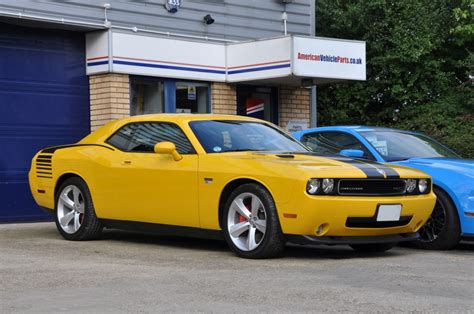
[413,187,461,250]
[350,242,396,253]
[222,183,285,259]
[55,177,103,241]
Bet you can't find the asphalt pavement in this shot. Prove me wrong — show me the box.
[0,222,473,313]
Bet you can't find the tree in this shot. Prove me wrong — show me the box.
[315,0,473,158]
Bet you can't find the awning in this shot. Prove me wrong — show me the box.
[86,31,366,86]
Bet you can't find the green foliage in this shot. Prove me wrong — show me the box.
[315,0,474,158]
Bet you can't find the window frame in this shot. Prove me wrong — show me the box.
[130,76,166,116]
[105,121,197,155]
[301,131,376,161]
[130,76,212,115]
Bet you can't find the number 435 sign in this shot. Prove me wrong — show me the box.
[165,0,182,13]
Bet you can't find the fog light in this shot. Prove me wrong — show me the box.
[406,179,417,193]
[322,179,334,194]
[418,179,428,194]
[315,223,329,236]
[307,179,320,195]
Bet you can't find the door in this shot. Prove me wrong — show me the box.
[0,23,90,222]
[237,85,278,124]
[103,122,199,226]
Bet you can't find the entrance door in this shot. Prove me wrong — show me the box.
[0,23,90,222]
[237,85,278,124]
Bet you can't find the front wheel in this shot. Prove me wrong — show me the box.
[222,183,285,259]
[350,243,396,253]
[55,177,103,241]
[413,187,460,250]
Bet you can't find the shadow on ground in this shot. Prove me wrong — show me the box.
[100,228,414,260]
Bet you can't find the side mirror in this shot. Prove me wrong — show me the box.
[340,149,364,158]
[154,142,182,161]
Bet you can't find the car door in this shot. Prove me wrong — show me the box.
[102,122,199,227]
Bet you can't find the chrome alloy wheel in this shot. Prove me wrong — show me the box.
[227,192,267,251]
[57,185,85,234]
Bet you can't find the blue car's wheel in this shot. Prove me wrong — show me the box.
[415,187,460,250]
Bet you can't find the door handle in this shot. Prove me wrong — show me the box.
[122,160,132,165]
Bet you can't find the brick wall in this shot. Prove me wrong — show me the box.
[279,86,310,129]
[89,74,130,131]
[211,82,237,115]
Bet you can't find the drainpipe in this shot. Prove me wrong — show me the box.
[310,0,317,128]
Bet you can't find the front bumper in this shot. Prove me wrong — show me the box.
[278,193,436,237]
[286,232,419,246]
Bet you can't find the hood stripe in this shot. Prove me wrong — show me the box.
[299,153,400,179]
[356,159,400,179]
[336,158,385,178]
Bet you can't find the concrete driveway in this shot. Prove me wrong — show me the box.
[0,222,473,313]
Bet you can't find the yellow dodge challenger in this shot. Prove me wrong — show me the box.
[29,114,436,258]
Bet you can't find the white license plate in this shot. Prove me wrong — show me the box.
[377,204,402,222]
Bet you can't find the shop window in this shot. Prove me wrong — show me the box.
[106,122,194,154]
[176,81,209,113]
[130,79,164,115]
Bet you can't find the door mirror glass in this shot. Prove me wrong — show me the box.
[340,149,365,158]
[154,142,182,161]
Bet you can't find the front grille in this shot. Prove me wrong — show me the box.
[35,154,53,179]
[338,179,406,196]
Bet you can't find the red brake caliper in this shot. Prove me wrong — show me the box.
[239,203,251,223]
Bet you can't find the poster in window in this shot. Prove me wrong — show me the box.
[245,97,264,119]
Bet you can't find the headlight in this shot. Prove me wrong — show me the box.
[322,179,335,194]
[306,179,321,195]
[418,179,428,193]
[405,179,417,193]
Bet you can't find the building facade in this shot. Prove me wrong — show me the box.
[0,0,366,221]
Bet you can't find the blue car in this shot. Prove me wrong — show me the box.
[293,126,474,250]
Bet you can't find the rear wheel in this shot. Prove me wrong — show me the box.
[414,187,460,250]
[222,183,285,259]
[55,177,103,241]
[350,242,396,253]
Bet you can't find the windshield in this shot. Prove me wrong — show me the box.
[189,120,308,153]
[359,130,461,161]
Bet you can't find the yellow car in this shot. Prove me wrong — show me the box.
[29,114,436,258]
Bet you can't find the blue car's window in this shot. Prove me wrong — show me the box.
[359,131,461,161]
[189,120,308,153]
[107,122,194,154]
[301,132,375,160]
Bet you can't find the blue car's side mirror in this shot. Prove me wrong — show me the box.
[340,149,365,158]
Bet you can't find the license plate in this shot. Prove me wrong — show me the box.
[377,204,401,222]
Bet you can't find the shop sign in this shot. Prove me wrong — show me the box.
[293,37,366,81]
[165,0,181,13]
[286,120,308,132]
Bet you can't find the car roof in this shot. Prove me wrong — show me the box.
[303,125,421,135]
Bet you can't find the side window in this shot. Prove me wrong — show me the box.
[301,132,374,160]
[107,122,194,154]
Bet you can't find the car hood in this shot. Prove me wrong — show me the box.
[394,158,474,179]
[225,151,427,179]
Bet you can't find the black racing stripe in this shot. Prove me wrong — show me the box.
[332,157,385,178]
[356,159,400,179]
[41,144,115,153]
[280,152,401,179]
